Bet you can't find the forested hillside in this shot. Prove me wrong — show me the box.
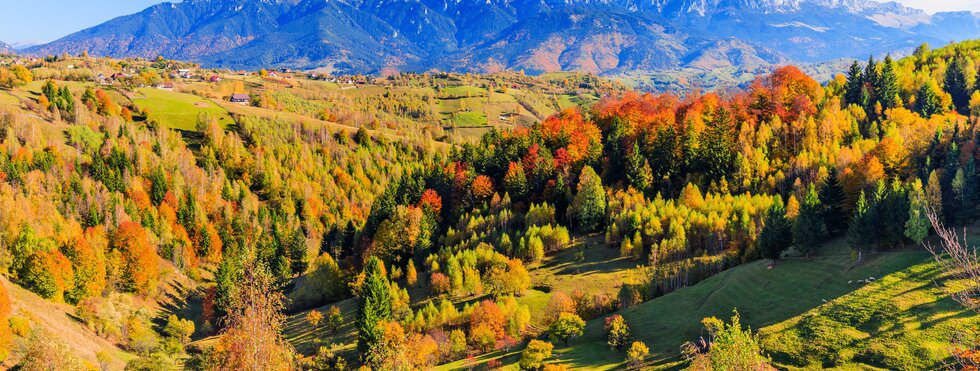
[0,39,979,370]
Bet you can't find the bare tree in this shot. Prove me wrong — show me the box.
[924,211,980,311]
[924,210,980,369]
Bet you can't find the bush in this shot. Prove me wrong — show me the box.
[605,314,631,349]
[626,341,649,369]
[9,315,31,337]
[520,339,554,370]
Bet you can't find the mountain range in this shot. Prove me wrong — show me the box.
[22,0,980,75]
[0,41,13,54]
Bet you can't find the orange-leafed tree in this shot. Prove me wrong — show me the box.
[0,281,11,362]
[470,300,506,338]
[112,222,159,296]
[540,108,602,166]
[471,175,494,200]
[22,249,74,302]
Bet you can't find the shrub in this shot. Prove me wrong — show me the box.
[626,341,649,369]
[520,339,554,370]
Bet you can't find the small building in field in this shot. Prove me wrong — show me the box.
[230,94,250,105]
[157,82,175,91]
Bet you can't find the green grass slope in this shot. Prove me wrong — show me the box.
[446,238,963,370]
[132,88,234,131]
[557,240,942,370]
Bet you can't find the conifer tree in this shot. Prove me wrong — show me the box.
[877,55,900,110]
[916,81,945,118]
[905,179,930,244]
[759,201,792,263]
[945,55,971,113]
[844,61,864,106]
[357,257,393,357]
[572,166,607,232]
[819,169,847,234]
[848,191,875,262]
[625,142,653,193]
[793,184,827,258]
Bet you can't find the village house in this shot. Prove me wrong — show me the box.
[157,82,175,91]
[230,93,250,105]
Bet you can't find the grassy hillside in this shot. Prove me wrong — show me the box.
[132,88,234,131]
[436,236,969,370]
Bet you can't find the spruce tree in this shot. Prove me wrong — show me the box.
[878,181,909,248]
[905,180,930,244]
[625,142,653,193]
[848,191,875,262]
[916,81,945,118]
[878,55,900,110]
[357,257,392,357]
[793,184,827,258]
[945,55,971,113]
[819,169,847,234]
[845,61,864,106]
[759,201,792,263]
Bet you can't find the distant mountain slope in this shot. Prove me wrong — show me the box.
[0,41,13,54]
[24,0,980,74]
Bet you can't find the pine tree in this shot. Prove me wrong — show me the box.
[952,158,978,224]
[916,81,945,118]
[863,56,880,102]
[819,169,847,234]
[878,181,909,248]
[848,191,875,262]
[572,166,607,232]
[877,55,900,110]
[357,257,392,357]
[759,201,792,263]
[905,179,930,244]
[793,184,827,258]
[844,61,864,106]
[945,55,971,113]
[625,142,653,193]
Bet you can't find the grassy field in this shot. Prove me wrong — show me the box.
[439,236,971,370]
[132,88,234,131]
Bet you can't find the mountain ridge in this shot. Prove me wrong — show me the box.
[23,0,980,74]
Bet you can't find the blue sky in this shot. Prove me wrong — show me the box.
[0,0,977,45]
[0,0,171,45]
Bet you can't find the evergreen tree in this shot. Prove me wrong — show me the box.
[848,191,875,262]
[819,169,847,234]
[863,57,880,101]
[759,201,792,263]
[572,166,607,232]
[952,158,978,224]
[916,81,945,118]
[844,61,864,106]
[625,142,653,193]
[357,257,392,357]
[905,179,930,244]
[603,117,628,182]
[792,184,827,258]
[877,55,900,110]
[945,55,971,113]
[878,181,909,248]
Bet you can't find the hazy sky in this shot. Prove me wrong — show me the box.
[0,0,978,45]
